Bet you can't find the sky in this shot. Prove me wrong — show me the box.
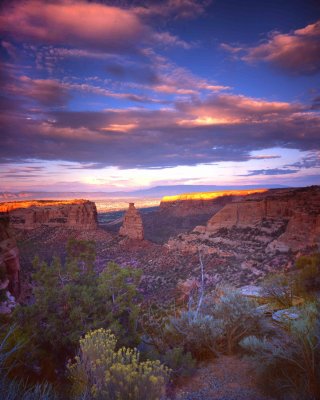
[0,0,319,192]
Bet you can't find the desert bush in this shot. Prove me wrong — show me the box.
[164,288,267,359]
[261,272,301,308]
[213,291,267,354]
[165,310,224,358]
[140,304,196,377]
[0,325,57,400]
[68,328,170,400]
[161,346,195,377]
[296,253,320,292]
[13,240,142,378]
[240,301,320,400]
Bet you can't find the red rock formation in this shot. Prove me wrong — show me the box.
[119,203,144,240]
[168,186,320,254]
[0,200,98,230]
[0,215,20,297]
[204,187,320,250]
[160,189,267,217]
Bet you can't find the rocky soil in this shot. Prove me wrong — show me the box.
[172,356,273,400]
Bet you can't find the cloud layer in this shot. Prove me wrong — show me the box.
[222,20,320,75]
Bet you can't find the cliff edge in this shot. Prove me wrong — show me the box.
[0,200,98,230]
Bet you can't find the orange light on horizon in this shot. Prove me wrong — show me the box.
[162,188,268,202]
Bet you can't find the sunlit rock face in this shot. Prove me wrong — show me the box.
[159,189,267,217]
[205,187,320,251]
[167,186,320,255]
[0,200,98,230]
[0,215,20,298]
[119,203,144,240]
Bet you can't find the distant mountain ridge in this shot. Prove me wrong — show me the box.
[0,184,288,201]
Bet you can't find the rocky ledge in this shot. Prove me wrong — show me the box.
[0,200,98,230]
[160,189,267,217]
[167,186,320,255]
[0,215,20,302]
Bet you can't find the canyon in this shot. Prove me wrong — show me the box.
[0,186,319,306]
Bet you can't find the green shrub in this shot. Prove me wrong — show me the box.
[68,328,170,400]
[13,240,142,378]
[261,273,299,308]
[296,253,320,292]
[213,291,267,354]
[0,325,57,400]
[165,310,224,358]
[164,288,267,359]
[240,301,320,400]
[161,346,196,377]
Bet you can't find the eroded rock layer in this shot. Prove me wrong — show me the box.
[0,200,98,230]
[160,189,267,217]
[0,215,20,298]
[119,203,144,240]
[168,186,320,255]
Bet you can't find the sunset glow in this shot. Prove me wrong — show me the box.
[0,0,319,192]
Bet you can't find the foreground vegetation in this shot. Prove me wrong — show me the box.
[1,241,319,399]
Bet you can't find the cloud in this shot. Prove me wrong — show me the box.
[105,62,160,85]
[0,0,194,55]
[18,76,71,107]
[249,154,281,160]
[0,0,146,54]
[285,151,320,170]
[175,93,301,125]
[1,92,319,169]
[133,0,210,20]
[222,20,320,75]
[311,96,320,110]
[242,168,299,176]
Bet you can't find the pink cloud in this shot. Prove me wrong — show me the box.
[222,20,320,75]
[134,0,210,20]
[0,0,146,53]
[0,0,194,53]
[176,93,301,126]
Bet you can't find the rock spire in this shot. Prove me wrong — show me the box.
[119,203,144,240]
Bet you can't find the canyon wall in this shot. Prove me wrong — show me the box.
[168,186,320,255]
[159,189,267,217]
[0,200,98,230]
[0,215,20,299]
[203,187,320,250]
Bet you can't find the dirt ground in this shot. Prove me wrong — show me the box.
[172,355,274,400]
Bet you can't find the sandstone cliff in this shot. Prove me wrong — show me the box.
[168,186,320,255]
[160,189,267,217]
[119,203,144,240]
[0,200,98,230]
[0,215,20,299]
